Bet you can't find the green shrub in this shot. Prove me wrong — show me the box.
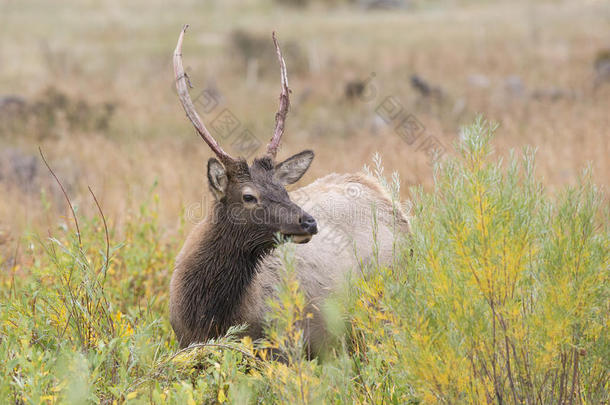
[0,118,607,403]
[344,118,608,403]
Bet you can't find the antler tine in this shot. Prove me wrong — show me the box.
[266,31,291,160]
[174,25,234,165]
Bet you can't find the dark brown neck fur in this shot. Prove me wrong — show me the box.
[176,203,273,344]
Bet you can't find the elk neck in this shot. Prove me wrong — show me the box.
[179,202,274,340]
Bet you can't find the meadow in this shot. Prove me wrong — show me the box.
[0,0,608,403]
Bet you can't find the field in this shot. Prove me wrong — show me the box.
[0,0,608,403]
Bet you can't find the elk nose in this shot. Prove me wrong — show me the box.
[299,214,318,235]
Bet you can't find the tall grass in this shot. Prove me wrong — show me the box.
[0,119,607,404]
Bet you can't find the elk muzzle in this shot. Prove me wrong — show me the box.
[276,207,318,244]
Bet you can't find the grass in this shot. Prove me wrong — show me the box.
[1,120,608,403]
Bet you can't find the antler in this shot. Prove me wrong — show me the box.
[174,25,235,165]
[266,31,291,159]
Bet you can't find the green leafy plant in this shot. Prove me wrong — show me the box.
[0,118,607,404]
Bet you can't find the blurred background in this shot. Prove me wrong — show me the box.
[0,0,608,263]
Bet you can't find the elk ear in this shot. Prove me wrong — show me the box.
[207,158,228,200]
[275,150,314,185]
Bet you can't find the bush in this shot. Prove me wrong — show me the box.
[0,118,607,403]
[0,87,115,141]
[344,118,608,403]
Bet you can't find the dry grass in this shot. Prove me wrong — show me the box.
[0,0,608,263]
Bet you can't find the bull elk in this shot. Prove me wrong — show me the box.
[169,26,410,354]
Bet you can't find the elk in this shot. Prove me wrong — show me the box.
[169,26,410,354]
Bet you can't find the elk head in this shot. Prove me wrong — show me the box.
[173,25,318,246]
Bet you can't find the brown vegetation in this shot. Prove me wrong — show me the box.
[0,0,608,265]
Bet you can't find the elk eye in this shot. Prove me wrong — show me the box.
[242,194,257,204]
